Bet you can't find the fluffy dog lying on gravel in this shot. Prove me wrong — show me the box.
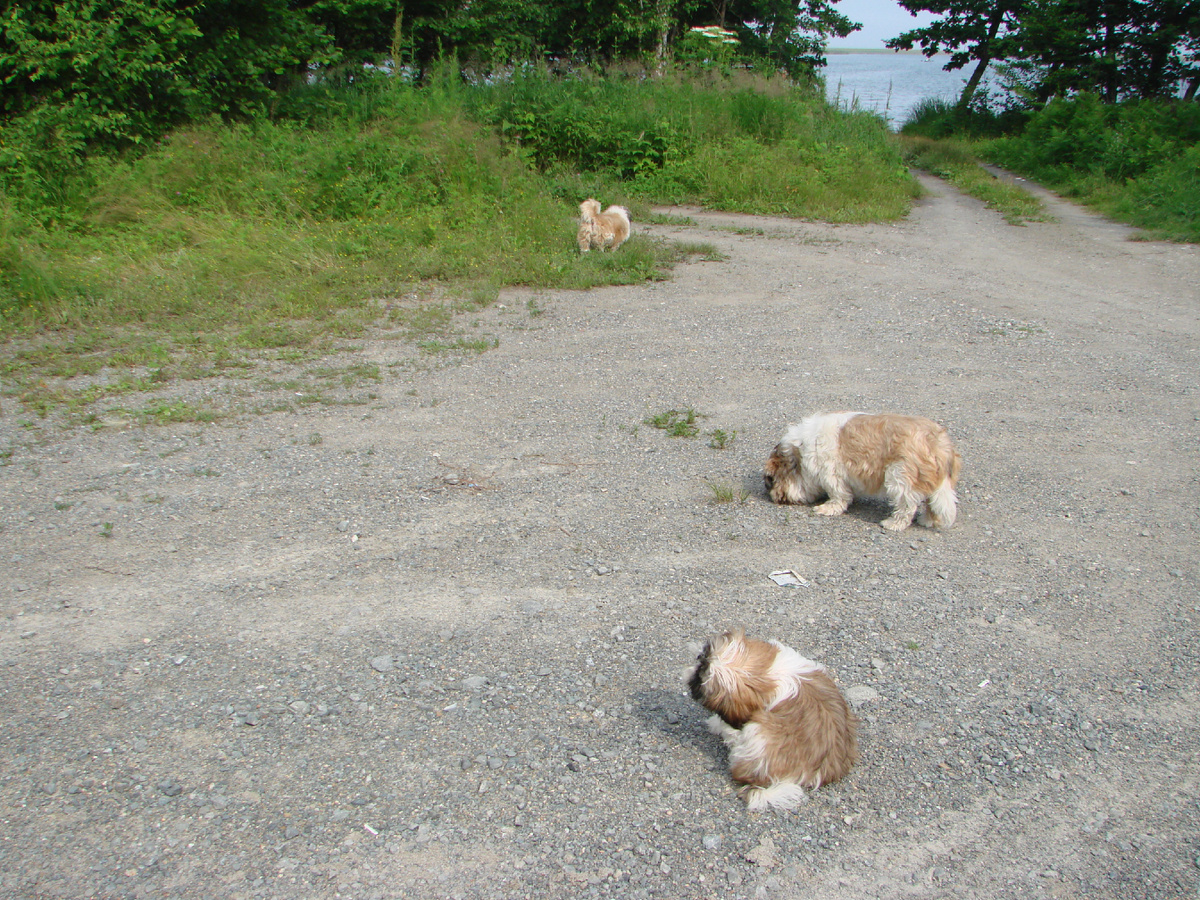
[763,412,961,531]
[688,630,859,810]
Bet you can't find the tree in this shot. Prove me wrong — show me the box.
[886,0,1028,110]
[1016,0,1200,100]
[724,0,861,78]
[887,0,1200,108]
[0,0,200,145]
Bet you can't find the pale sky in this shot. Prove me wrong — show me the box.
[828,0,936,49]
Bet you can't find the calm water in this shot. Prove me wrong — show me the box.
[823,52,982,128]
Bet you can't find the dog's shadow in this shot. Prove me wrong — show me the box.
[751,472,901,531]
[630,687,727,768]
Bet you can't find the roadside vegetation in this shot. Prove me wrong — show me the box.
[0,63,916,421]
[901,95,1200,242]
[889,0,1197,244]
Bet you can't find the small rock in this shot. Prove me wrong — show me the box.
[461,676,489,692]
[702,834,722,850]
[745,836,777,869]
[1083,738,1100,752]
[337,520,350,532]
[158,781,182,797]
[289,701,310,715]
[370,655,395,673]
[844,685,881,708]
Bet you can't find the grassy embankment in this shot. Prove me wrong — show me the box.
[0,65,919,425]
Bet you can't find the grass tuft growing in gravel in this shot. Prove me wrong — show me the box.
[901,137,1050,226]
[645,407,706,437]
[705,479,749,504]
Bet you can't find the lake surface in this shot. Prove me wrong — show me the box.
[822,52,981,129]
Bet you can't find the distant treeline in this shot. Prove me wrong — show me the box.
[2,1,1197,164]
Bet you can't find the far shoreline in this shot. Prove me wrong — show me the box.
[825,48,936,55]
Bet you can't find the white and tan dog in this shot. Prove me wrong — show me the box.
[577,198,631,252]
[688,630,859,810]
[763,412,960,531]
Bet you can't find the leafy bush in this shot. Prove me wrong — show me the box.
[0,67,922,411]
[986,94,1200,182]
[1088,144,1200,242]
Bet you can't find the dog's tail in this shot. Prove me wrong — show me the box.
[742,781,807,811]
[926,473,958,529]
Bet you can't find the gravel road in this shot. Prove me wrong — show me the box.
[1,173,1198,900]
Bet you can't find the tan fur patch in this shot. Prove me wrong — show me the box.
[577,199,631,252]
[729,670,859,789]
[699,631,779,727]
[763,444,804,504]
[838,414,959,495]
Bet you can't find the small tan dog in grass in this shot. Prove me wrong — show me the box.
[763,412,961,531]
[577,199,631,252]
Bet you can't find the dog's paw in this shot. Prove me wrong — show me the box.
[813,501,847,517]
[880,515,911,532]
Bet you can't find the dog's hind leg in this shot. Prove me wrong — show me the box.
[918,478,958,528]
[881,465,920,531]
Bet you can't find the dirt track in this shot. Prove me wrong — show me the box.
[1,172,1198,900]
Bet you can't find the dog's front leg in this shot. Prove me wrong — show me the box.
[813,484,852,516]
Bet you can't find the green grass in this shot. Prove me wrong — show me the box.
[0,65,920,421]
[645,407,706,437]
[705,479,749,504]
[707,428,736,449]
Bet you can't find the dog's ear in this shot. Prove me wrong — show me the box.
[763,444,796,494]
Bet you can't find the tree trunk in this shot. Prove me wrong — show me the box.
[1103,17,1117,102]
[957,55,992,110]
[653,0,675,74]
[955,6,1007,111]
[1186,75,1199,101]
[713,0,728,29]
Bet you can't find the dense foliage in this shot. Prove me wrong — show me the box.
[0,0,858,174]
[0,67,915,347]
[982,93,1200,240]
[902,92,1200,242]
